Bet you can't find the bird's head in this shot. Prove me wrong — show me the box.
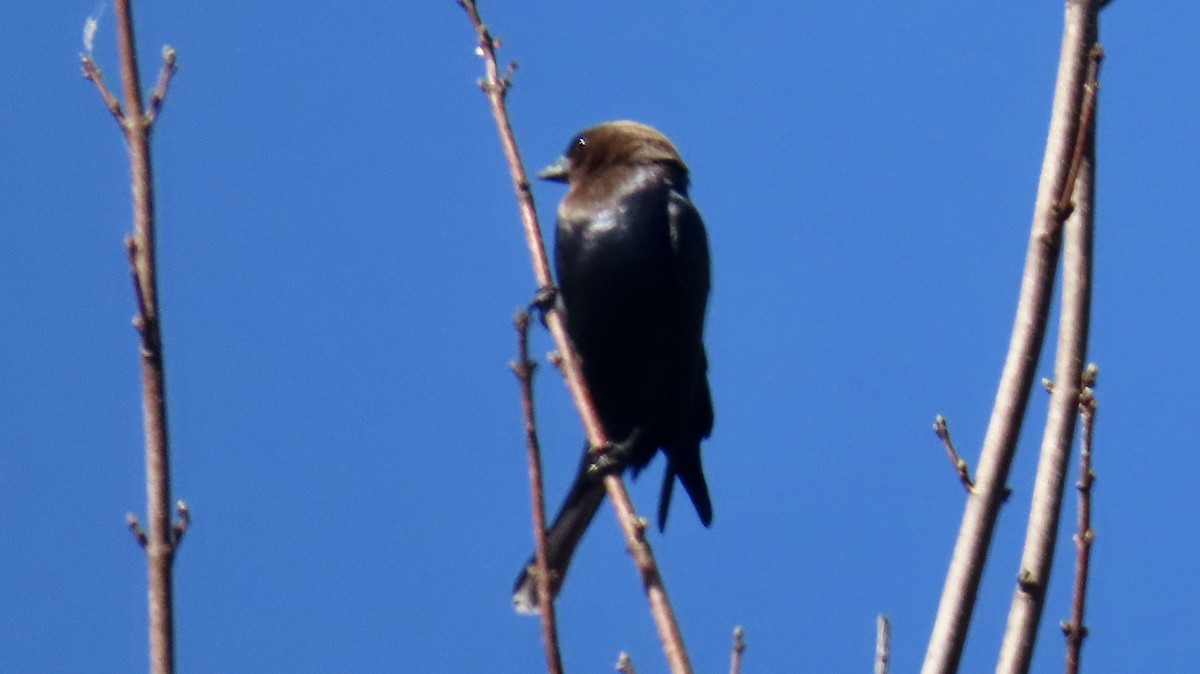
[538,121,687,185]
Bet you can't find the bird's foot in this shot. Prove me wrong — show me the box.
[528,285,558,327]
[586,429,641,477]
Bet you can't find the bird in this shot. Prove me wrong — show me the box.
[513,120,714,613]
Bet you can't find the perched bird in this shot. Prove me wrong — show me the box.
[513,121,714,613]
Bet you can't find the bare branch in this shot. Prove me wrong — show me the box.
[616,651,637,674]
[456,2,693,671]
[1063,366,1098,674]
[510,311,563,674]
[1056,45,1104,221]
[145,46,179,128]
[729,626,746,674]
[922,2,1104,672]
[876,615,891,674]
[171,500,191,547]
[127,513,148,548]
[83,1,185,672]
[933,416,974,491]
[997,30,1100,674]
[80,56,126,129]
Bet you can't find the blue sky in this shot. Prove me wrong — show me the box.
[1,1,1196,672]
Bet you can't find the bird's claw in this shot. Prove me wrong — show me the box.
[586,446,623,476]
[529,285,558,327]
[585,429,641,477]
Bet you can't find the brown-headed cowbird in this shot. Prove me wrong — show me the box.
[513,121,714,613]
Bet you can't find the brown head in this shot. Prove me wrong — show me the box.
[538,121,689,186]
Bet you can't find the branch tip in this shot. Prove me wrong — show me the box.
[1066,368,1099,672]
[875,615,890,674]
[172,500,191,545]
[146,45,180,127]
[730,625,747,674]
[513,308,530,332]
[932,415,973,491]
[81,56,125,125]
[126,513,148,548]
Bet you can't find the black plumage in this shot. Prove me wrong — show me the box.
[513,121,714,612]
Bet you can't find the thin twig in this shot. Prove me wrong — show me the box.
[171,500,191,546]
[455,2,693,671]
[510,311,563,674]
[616,651,637,674]
[1056,45,1104,221]
[876,615,891,674]
[126,513,149,548]
[729,626,746,674]
[996,27,1100,674]
[1063,365,1098,674]
[933,416,974,491]
[80,57,125,127]
[84,2,184,673]
[921,2,1103,672]
[145,46,179,128]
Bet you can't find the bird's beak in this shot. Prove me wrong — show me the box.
[537,156,570,183]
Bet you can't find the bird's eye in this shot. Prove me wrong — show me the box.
[564,134,587,159]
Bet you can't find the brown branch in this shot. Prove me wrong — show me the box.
[615,651,637,674]
[83,2,184,673]
[127,512,149,547]
[921,2,1103,672]
[81,56,126,128]
[124,237,153,341]
[510,311,563,674]
[729,626,746,674]
[1056,45,1104,220]
[933,416,974,491]
[145,46,179,128]
[455,2,693,671]
[997,28,1100,674]
[876,615,891,674]
[171,500,191,546]
[1062,365,1098,674]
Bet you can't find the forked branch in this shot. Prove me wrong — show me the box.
[996,34,1101,674]
[1062,365,1098,674]
[933,416,974,492]
[81,2,185,673]
[455,1,693,671]
[510,311,564,674]
[922,2,1106,672]
[729,626,746,674]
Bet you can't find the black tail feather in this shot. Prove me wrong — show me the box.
[658,445,713,531]
[512,451,607,614]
